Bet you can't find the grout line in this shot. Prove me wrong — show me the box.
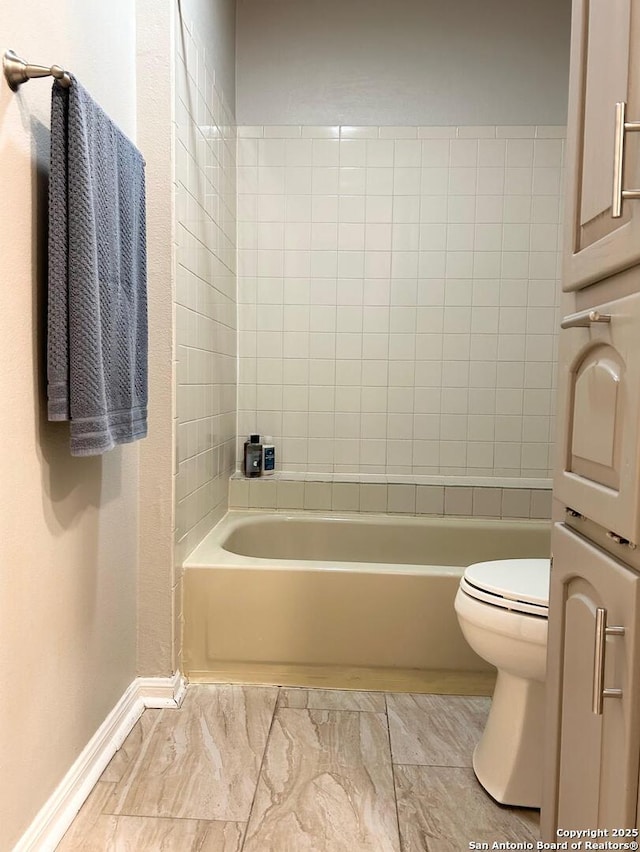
[391,762,475,770]
[240,686,280,851]
[102,709,166,818]
[277,705,386,714]
[384,694,405,852]
[101,812,248,824]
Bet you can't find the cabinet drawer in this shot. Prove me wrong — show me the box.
[554,291,640,544]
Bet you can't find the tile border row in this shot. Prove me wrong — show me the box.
[238,125,566,141]
[229,477,551,519]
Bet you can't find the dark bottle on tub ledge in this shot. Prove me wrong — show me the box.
[243,434,263,477]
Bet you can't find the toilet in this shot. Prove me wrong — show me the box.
[454,558,551,809]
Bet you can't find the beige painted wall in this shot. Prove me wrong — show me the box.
[0,2,140,848]
[180,0,236,112]
[136,0,177,678]
[236,0,571,126]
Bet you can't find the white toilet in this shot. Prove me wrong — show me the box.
[454,557,551,809]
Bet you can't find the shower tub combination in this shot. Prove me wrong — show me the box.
[183,511,551,691]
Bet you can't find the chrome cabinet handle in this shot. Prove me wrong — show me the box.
[612,102,640,218]
[606,530,637,549]
[560,309,611,329]
[592,607,624,715]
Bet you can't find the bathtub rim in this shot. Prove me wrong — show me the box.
[182,510,551,576]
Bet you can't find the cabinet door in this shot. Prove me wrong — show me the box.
[563,0,640,290]
[542,524,640,834]
[554,290,640,545]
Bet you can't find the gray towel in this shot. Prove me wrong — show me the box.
[47,77,148,456]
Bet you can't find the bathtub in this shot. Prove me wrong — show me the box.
[183,511,551,692]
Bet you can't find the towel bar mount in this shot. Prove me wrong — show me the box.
[3,49,71,91]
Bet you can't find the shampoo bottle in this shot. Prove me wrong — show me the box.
[262,436,275,475]
[243,434,263,477]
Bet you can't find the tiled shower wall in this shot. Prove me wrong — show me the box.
[174,13,237,561]
[237,125,563,481]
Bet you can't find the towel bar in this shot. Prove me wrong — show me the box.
[3,49,71,91]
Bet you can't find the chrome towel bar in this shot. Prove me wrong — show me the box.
[560,309,611,329]
[3,49,71,91]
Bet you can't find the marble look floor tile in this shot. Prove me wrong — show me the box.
[58,814,244,851]
[243,709,401,852]
[278,688,386,712]
[107,685,278,821]
[387,694,489,767]
[100,711,162,783]
[57,782,116,849]
[394,765,539,852]
[199,820,246,852]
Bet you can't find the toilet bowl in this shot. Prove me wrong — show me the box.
[454,558,550,809]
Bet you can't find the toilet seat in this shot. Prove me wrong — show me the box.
[460,558,550,618]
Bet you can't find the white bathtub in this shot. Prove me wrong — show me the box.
[183,511,551,692]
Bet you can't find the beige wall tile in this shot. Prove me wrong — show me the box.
[174,26,237,555]
[416,485,444,515]
[530,489,552,519]
[501,488,531,518]
[237,125,561,481]
[331,482,360,511]
[277,481,305,509]
[229,479,249,508]
[388,484,416,514]
[303,481,332,510]
[472,487,502,518]
[444,487,473,516]
[248,479,277,509]
[359,483,388,513]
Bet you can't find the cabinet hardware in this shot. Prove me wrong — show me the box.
[606,531,637,548]
[565,508,584,519]
[560,310,611,329]
[592,607,625,715]
[612,102,640,218]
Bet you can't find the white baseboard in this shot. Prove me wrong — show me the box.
[13,672,187,852]
[135,670,187,710]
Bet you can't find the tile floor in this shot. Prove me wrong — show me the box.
[58,685,539,851]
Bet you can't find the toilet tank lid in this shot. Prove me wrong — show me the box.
[463,558,551,607]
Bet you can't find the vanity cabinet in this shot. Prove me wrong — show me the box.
[554,289,640,545]
[543,0,640,835]
[562,0,640,290]
[543,524,640,830]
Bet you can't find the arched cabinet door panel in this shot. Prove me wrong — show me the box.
[555,291,640,545]
[563,0,640,290]
[569,346,623,490]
